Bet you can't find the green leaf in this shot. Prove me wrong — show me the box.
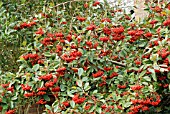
[151,73,157,81]
[155,16,162,21]
[168,72,170,79]
[33,64,39,71]
[70,101,75,108]
[2,97,7,103]
[43,95,50,101]
[148,68,157,81]
[54,106,58,113]
[82,77,88,82]
[89,105,95,112]
[143,76,151,82]
[21,0,26,3]
[139,70,146,77]
[67,90,74,97]
[96,107,102,113]
[77,80,82,87]
[45,104,52,111]
[10,101,14,109]
[11,96,17,100]
[142,82,148,85]
[86,30,91,36]
[0,1,3,8]
[78,68,84,77]
[124,102,132,108]
[84,82,91,91]
[22,40,27,46]
[150,54,159,62]
[44,52,52,57]
[2,104,8,110]
[60,84,66,91]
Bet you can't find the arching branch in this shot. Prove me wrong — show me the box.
[54,0,90,8]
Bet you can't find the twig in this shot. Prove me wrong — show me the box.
[106,59,126,67]
[25,104,30,114]
[37,105,40,114]
[53,0,90,8]
[89,58,126,69]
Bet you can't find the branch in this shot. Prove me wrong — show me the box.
[54,0,89,8]
[89,58,126,69]
[106,59,126,67]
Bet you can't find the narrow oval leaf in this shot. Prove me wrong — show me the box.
[77,80,82,87]
[143,76,151,82]
[70,101,75,108]
[78,68,84,77]
[33,64,39,71]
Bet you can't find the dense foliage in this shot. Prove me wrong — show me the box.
[0,0,71,72]
[0,0,170,114]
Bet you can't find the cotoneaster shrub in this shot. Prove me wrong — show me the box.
[0,0,170,114]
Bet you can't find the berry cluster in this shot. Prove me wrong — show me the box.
[72,94,86,104]
[14,20,36,30]
[92,70,104,78]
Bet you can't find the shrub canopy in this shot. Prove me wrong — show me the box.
[0,0,170,114]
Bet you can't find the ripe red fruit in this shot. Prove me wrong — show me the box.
[168,4,170,10]
[86,24,96,31]
[101,105,107,109]
[39,74,53,81]
[128,30,136,36]
[144,32,152,37]
[150,20,158,25]
[55,32,64,37]
[104,67,112,71]
[71,67,78,72]
[5,109,15,114]
[7,86,14,92]
[38,87,47,91]
[62,101,70,107]
[103,27,111,35]
[112,26,124,34]
[131,85,143,91]
[163,19,170,26]
[117,105,123,110]
[135,60,141,65]
[101,18,111,23]
[92,71,104,78]
[84,104,91,110]
[37,91,46,96]
[93,1,100,6]
[163,84,168,88]
[56,67,66,73]
[84,3,88,8]
[45,81,54,88]
[21,84,31,91]
[38,60,44,64]
[117,84,126,89]
[52,86,60,92]
[110,72,118,78]
[154,40,159,46]
[77,16,86,22]
[86,41,93,47]
[99,37,110,42]
[142,106,149,111]
[35,28,44,35]
[72,94,86,104]
[152,6,162,12]
[24,92,34,98]
[36,99,47,105]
